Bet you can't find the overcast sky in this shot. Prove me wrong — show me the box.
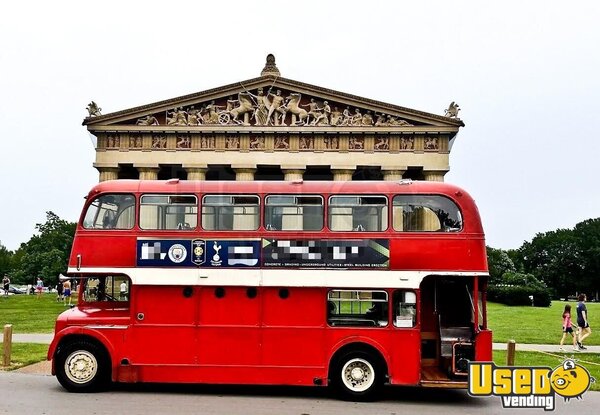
[1,1,599,251]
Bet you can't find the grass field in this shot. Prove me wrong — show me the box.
[0,343,48,370]
[1,293,75,333]
[488,301,600,345]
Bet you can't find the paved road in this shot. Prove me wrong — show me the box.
[0,370,598,415]
[3,335,599,414]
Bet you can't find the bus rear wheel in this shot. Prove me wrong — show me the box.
[331,351,384,401]
[55,340,110,392]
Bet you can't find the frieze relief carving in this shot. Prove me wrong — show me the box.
[299,136,315,150]
[374,137,389,151]
[225,136,240,149]
[129,134,143,148]
[424,136,439,150]
[106,134,120,148]
[249,135,265,150]
[274,136,290,150]
[152,134,167,149]
[400,136,415,150]
[127,88,415,129]
[324,136,339,150]
[349,137,365,150]
[176,134,191,149]
[201,135,216,149]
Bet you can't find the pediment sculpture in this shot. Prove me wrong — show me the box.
[86,101,102,117]
[444,101,460,118]
[131,88,415,128]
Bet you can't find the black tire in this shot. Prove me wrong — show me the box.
[55,340,110,392]
[331,350,385,401]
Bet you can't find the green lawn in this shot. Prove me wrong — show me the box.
[493,350,600,392]
[0,343,49,370]
[488,301,600,345]
[0,293,75,333]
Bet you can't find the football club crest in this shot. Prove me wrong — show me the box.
[168,244,187,263]
[211,241,223,266]
[192,239,206,265]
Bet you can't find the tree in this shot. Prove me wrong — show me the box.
[488,217,599,301]
[11,212,76,286]
[572,218,600,300]
[486,246,516,284]
[519,229,583,298]
[506,248,525,273]
[516,218,600,299]
[0,243,14,276]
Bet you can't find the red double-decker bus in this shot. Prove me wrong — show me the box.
[48,179,491,400]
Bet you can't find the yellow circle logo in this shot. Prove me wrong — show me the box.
[550,360,593,400]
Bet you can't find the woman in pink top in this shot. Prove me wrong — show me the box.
[559,304,579,351]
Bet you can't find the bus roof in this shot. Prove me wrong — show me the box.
[88,179,475,200]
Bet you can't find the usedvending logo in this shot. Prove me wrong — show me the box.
[469,359,594,411]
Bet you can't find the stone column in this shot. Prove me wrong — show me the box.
[422,169,449,230]
[423,170,447,182]
[97,167,119,182]
[382,169,406,181]
[234,168,256,181]
[184,165,208,180]
[136,165,159,180]
[332,169,355,181]
[282,169,305,181]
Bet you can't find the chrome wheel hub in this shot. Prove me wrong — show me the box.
[342,358,375,392]
[65,350,98,384]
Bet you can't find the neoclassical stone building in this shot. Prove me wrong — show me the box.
[85,55,463,183]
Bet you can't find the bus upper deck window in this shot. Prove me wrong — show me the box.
[392,195,462,232]
[265,195,323,231]
[328,195,388,231]
[140,194,198,230]
[201,195,259,231]
[82,194,135,230]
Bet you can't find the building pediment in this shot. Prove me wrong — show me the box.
[89,56,462,183]
[83,57,463,134]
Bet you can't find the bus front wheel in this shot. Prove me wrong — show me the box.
[55,340,110,392]
[331,351,384,401]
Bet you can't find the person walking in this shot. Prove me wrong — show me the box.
[56,280,64,302]
[63,279,72,306]
[35,277,44,299]
[2,274,10,297]
[559,304,579,351]
[576,293,592,350]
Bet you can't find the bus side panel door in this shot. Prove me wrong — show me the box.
[196,286,261,373]
[261,287,326,384]
[389,329,421,384]
[389,289,421,385]
[127,286,197,370]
